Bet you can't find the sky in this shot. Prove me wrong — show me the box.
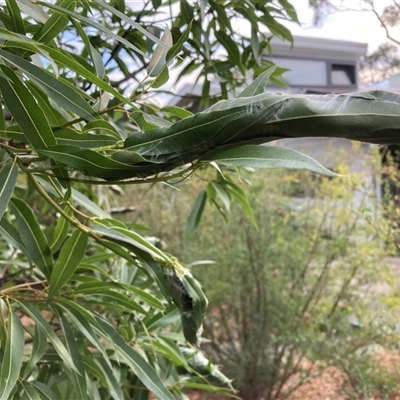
[284,0,397,53]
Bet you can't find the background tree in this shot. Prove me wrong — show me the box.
[309,0,400,83]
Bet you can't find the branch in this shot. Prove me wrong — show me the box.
[370,2,400,46]
[111,66,146,87]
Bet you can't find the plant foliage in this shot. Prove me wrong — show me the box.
[0,0,399,399]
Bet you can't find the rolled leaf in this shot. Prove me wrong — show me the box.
[119,90,400,178]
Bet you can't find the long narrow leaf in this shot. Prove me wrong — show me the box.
[37,145,144,180]
[97,2,169,50]
[238,65,277,97]
[0,162,17,221]
[95,318,175,400]
[6,0,25,34]
[23,324,47,379]
[0,217,28,255]
[21,383,42,400]
[40,2,146,56]
[0,66,57,149]
[59,317,87,400]
[81,356,122,400]
[4,39,133,107]
[58,299,111,367]
[202,145,336,176]
[32,0,75,44]
[18,300,78,373]
[48,229,88,301]
[50,207,72,254]
[9,198,53,279]
[186,190,207,239]
[0,312,24,400]
[30,382,59,400]
[0,50,99,121]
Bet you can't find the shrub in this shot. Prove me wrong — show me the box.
[132,159,400,399]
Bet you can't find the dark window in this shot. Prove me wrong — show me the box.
[330,63,356,86]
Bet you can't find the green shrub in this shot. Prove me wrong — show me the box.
[131,159,400,399]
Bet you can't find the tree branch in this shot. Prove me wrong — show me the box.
[370,2,400,46]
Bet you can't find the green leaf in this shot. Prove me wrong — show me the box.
[180,1,194,24]
[166,21,192,63]
[203,145,337,176]
[70,18,105,79]
[0,50,99,121]
[0,312,24,400]
[81,356,122,400]
[238,65,277,97]
[50,206,72,253]
[210,181,231,212]
[16,1,48,24]
[82,120,121,139]
[48,229,88,301]
[0,217,28,256]
[97,1,170,49]
[221,180,258,229]
[148,26,172,77]
[9,198,53,279]
[160,106,193,119]
[74,280,164,311]
[3,39,133,107]
[209,0,233,32]
[32,0,75,44]
[21,383,42,400]
[146,308,181,332]
[18,300,79,373]
[72,189,111,218]
[262,13,293,42]
[186,190,207,239]
[251,26,259,59]
[37,145,144,180]
[92,224,171,263]
[6,0,25,34]
[23,324,48,379]
[143,337,188,367]
[41,2,146,57]
[215,30,241,69]
[58,298,111,366]
[279,0,300,23]
[30,381,59,400]
[0,162,17,221]
[0,66,57,150]
[59,317,87,400]
[95,318,175,400]
[151,65,170,89]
